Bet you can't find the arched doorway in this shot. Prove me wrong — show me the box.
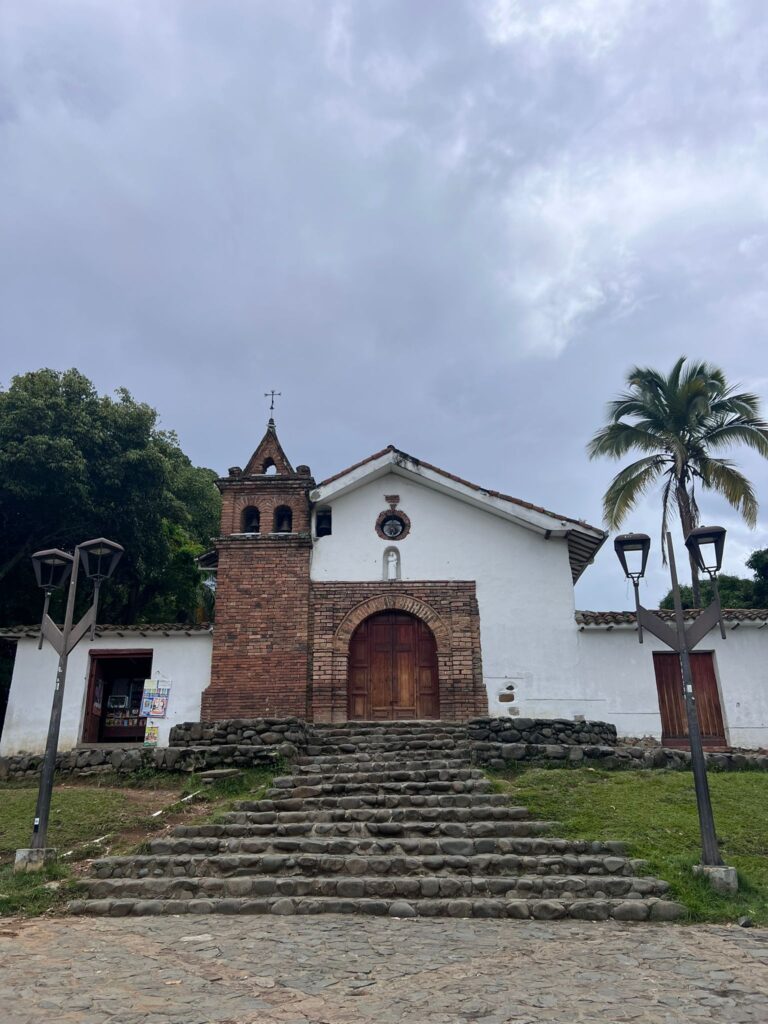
[348,611,439,720]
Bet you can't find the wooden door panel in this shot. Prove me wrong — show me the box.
[394,650,416,711]
[653,652,726,749]
[347,611,440,720]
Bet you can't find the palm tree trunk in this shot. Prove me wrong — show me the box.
[676,482,702,607]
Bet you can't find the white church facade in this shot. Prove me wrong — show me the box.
[2,422,767,754]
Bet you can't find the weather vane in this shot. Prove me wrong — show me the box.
[264,390,281,414]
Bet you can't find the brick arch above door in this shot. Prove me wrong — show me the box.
[310,581,487,723]
[333,593,450,655]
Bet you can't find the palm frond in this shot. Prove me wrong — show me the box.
[587,423,670,460]
[709,389,764,418]
[699,457,759,527]
[701,418,768,457]
[601,457,666,530]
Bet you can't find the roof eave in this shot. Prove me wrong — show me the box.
[312,449,606,548]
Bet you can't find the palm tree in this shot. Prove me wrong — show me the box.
[588,356,768,606]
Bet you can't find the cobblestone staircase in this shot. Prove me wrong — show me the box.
[69,722,684,920]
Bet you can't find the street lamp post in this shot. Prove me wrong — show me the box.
[614,526,738,894]
[14,538,123,872]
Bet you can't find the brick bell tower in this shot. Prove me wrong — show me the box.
[202,418,314,720]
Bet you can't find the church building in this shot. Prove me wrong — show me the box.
[201,418,606,724]
[2,419,767,755]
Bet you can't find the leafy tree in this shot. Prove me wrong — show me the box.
[660,573,756,610]
[0,368,221,626]
[588,357,768,606]
[747,548,768,607]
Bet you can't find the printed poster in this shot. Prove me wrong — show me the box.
[144,722,160,747]
[140,679,171,719]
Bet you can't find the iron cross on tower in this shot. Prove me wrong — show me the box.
[264,390,281,415]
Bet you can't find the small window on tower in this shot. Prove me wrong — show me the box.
[316,507,332,537]
[241,507,260,533]
[263,458,277,475]
[274,505,293,533]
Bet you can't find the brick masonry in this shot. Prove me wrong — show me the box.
[203,535,313,720]
[310,582,487,722]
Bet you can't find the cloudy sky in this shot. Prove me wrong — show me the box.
[1,0,767,607]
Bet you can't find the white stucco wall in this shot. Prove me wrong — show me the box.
[310,471,583,717]
[577,624,768,748]
[1,632,213,756]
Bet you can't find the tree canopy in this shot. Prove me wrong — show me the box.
[660,548,768,609]
[588,356,768,605]
[0,368,221,626]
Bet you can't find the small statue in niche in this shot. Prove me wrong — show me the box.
[386,549,399,580]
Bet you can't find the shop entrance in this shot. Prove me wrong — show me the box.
[82,651,153,744]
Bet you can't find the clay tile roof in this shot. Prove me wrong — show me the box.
[319,444,601,531]
[0,622,212,639]
[576,609,768,626]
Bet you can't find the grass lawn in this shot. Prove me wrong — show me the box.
[0,767,276,917]
[491,765,768,925]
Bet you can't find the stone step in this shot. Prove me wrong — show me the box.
[274,767,485,786]
[307,740,470,756]
[78,873,671,902]
[68,894,685,921]
[149,834,630,859]
[294,756,472,772]
[92,850,646,880]
[213,803,533,825]
[310,722,468,733]
[231,792,509,813]
[172,819,558,840]
[261,778,491,800]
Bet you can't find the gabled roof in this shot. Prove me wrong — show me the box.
[313,445,607,583]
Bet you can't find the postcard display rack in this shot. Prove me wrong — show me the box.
[141,677,172,746]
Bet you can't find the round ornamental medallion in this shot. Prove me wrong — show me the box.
[382,516,403,538]
[375,509,411,541]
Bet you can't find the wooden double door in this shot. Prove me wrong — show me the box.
[348,611,440,720]
[653,652,727,750]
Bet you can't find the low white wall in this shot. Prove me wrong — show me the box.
[1,632,213,756]
[576,624,768,748]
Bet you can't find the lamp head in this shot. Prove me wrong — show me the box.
[614,532,651,581]
[31,548,74,592]
[77,537,124,581]
[685,525,726,575]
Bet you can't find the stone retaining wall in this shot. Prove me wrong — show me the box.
[168,717,309,749]
[0,743,286,782]
[474,743,768,772]
[2,715,766,782]
[0,718,309,782]
[468,717,618,755]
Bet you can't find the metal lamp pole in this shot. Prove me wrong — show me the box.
[666,533,721,867]
[15,537,123,871]
[614,526,737,890]
[31,545,80,852]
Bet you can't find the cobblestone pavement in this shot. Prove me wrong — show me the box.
[0,916,766,1024]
